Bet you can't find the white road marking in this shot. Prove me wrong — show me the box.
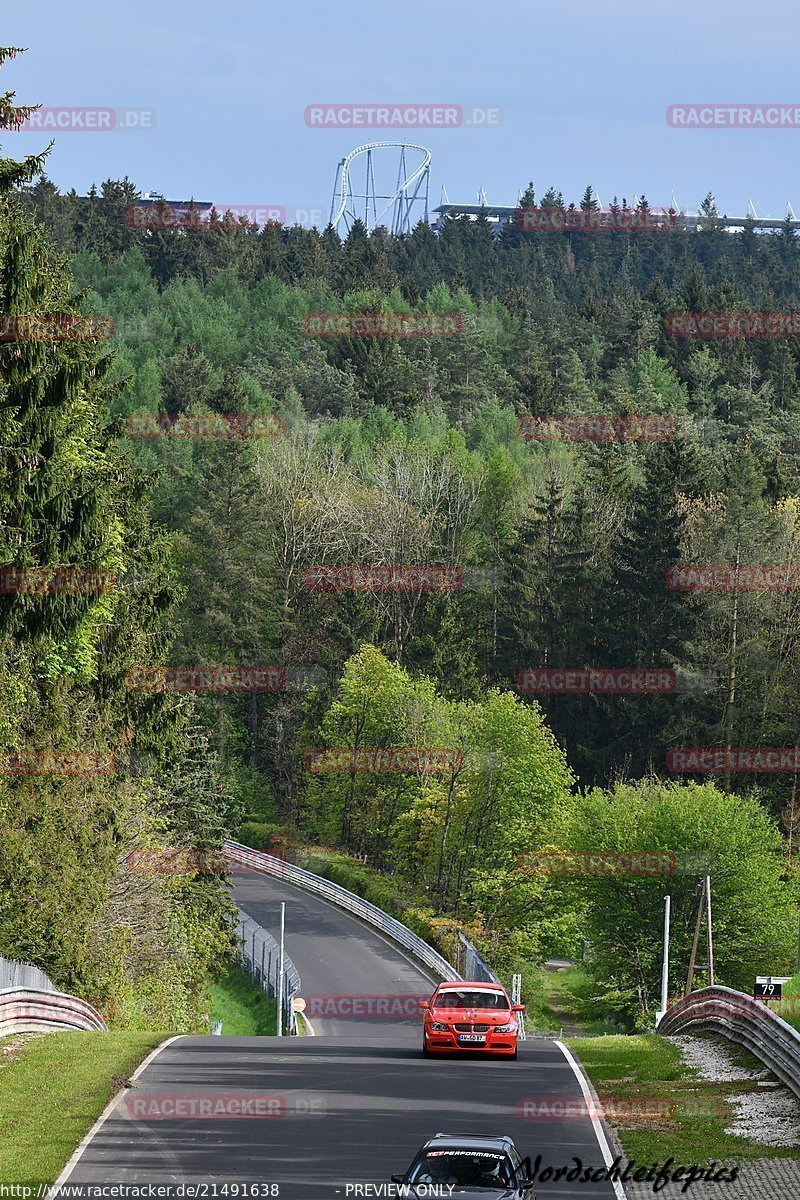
[555,1039,628,1200]
[53,1035,186,1185]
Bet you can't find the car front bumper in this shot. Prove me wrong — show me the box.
[424,1029,518,1054]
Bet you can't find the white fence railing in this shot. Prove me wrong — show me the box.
[237,909,301,1035]
[225,840,461,984]
[657,986,800,1101]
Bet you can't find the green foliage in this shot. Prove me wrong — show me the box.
[0,80,234,1032]
[553,779,798,1025]
[9,146,800,1040]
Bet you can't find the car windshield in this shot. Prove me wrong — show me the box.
[434,990,509,1010]
[409,1151,515,1189]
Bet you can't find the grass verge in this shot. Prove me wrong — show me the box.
[537,965,622,1036]
[568,1033,800,1164]
[210,960,278,1036]
[0,1030,165,1185]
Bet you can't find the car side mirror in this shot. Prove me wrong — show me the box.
[512,1004,525,1013]
[390,1175,404,1184]
[419,1000,429,1010]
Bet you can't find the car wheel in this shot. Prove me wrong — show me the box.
[511,1046,518,1060]
[422,1036,430,1057]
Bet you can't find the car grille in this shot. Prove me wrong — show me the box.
[454,1023,490,1032]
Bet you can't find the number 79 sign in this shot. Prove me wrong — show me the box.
[754,976,791,1000]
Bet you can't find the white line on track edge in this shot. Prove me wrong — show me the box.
[555,1039,628,1200]
[297,1008,316,1036]
[53,1034,187,1186]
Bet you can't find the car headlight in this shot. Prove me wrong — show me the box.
[429,1021,450,1032]
[494,1021,517,1033]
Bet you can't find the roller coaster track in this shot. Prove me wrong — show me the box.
[330,142,431,235]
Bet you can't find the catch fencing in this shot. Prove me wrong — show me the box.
[658,985,800,1101]
[0,954,56,993]
[237,908,301,1036]
[456,931,527,1040]
[457,930,499,983]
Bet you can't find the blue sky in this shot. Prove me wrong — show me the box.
[4,1,800,226]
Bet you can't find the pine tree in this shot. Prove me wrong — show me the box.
[0,49,233,1021]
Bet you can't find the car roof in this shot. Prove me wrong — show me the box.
[425,1135,515,1151]
[436,981,507,990]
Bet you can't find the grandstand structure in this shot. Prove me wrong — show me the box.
[431,196,800,234]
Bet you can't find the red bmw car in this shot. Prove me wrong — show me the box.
[420,980,524,1058]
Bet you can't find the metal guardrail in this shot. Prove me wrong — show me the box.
[237,908,301,1036]
[0,987,107,1037]
[657,986,800,1101]
[225,840,462,984]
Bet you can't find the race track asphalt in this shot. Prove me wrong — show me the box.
[61,873,623,1199]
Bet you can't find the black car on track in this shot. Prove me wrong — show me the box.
[391,1133,537,1198]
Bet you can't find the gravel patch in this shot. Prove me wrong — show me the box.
[620,1032,800,1196]
[667,1031,800,1147]
[725,1087,800,1148]
[668,1033,770,1084]
[0,1031,43,1065]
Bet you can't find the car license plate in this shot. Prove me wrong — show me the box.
[458,1033,486,1044]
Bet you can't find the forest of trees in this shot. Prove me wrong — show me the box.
[5,72,800,1027]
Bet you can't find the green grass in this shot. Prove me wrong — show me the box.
[0,1030,165,1185]
[210,961,278,1036]
[569,1032,800,1164]
[537,965,622,1036]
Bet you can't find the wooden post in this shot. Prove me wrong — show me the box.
[685,881,704,995]
[705,875,714,986]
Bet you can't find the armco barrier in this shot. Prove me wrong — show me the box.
[657,985,800,1101]
[0,988,107,1036]
[224,840,462,983]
